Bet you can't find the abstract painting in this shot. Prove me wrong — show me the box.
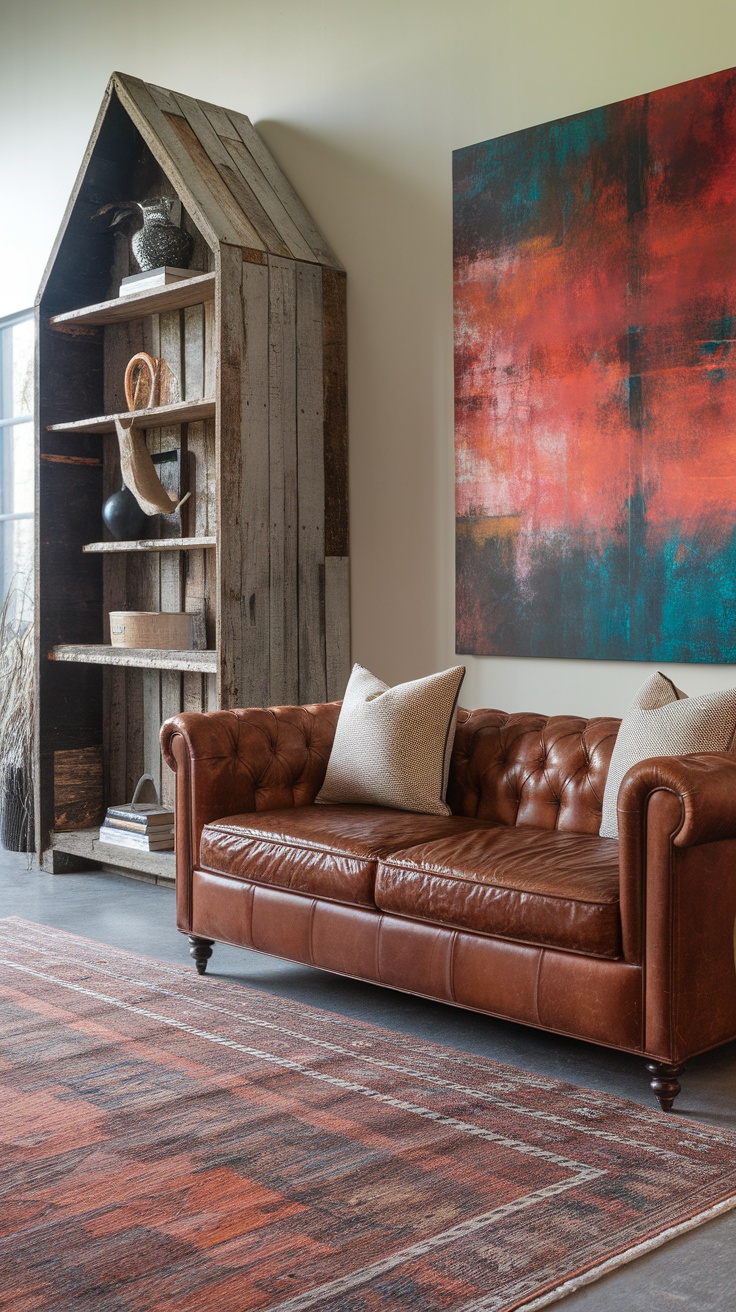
[454,66,736,661]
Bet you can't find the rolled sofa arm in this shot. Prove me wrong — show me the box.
[617,752,736,848]
[616,752,736,1055]
[161,702,341,931]
[617,752,736,965]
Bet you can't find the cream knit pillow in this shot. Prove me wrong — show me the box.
[317,663,466,815]
[600,672,736,839]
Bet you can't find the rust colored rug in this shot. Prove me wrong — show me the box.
[2,918,736,1312]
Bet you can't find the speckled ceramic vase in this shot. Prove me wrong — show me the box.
[132,199,193,272]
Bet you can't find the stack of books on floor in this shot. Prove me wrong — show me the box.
[98,802,175,851]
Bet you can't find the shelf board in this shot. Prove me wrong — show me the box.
[49,644,217,673]
[52,827,175,883]
[83,536,216,554]
[49,272,216,330]
[48,398,215,435]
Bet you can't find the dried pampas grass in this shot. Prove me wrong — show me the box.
[0,579,35,853]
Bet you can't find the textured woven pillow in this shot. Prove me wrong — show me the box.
[600,672,736,838]
[316,662,466,815]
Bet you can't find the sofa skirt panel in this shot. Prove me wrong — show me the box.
[189,869,644,1055]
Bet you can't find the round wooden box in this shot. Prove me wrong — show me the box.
[109,611,193,650]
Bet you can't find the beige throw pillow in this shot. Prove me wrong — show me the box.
[317,662,466,815]
[600,672,736,839]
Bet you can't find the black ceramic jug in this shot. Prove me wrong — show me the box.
[102,488,154,540]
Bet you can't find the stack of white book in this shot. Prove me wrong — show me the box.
[98,802,175,851]
[119,266,193,297]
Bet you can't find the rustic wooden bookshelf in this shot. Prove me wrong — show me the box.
[36,72,349,878]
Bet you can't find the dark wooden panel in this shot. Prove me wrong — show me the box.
[54,746,104,831]
[322,268,349,558]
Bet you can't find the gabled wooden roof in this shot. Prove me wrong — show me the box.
[38,72,341,304]
[112,73,340,268]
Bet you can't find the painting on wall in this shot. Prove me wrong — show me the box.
[454,65,736,662]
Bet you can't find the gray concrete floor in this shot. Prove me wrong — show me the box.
[2,848,735,1308]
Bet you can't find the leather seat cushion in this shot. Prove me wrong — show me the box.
[375,826,622,957]
[199,805,494,908]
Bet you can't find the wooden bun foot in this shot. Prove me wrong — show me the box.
[188,935,214,975]
[646,1060,685,1111]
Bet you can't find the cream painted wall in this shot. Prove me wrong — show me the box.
[4,0,736,716]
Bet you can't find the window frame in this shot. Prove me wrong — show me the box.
[0,307,34,603]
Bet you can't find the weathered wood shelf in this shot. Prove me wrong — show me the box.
[49,272,216,330]
[49,644,217,672]
[48,398,215,435]
[51,827,176,883]
[83,536,216,553]
[36,71,349,876]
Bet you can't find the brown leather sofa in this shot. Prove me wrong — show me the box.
[161,701,736,1111]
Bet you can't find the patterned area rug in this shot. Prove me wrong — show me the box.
[3,918,736,1312]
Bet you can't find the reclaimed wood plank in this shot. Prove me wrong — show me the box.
[104,667,127,806]
[183,672,204,713]
[322,267,349,557]
[182,302,204,539]
[223,108,341,269]
[172,91,290,257]
[146,81,185,118]
[183,303,205,400]
[123,669,145,801]
[51,826,175,881]
[49,274,216,329]
[165,109,265,250]
[205,673,219,712]
[240,256,271,706]
[184,541,208,651]
[142,671,162,798]
[268,257,299,704]
[160,671,181,806]
[84,537,215,553]
[49,645,217,672]
[216,133,316,264]
[53,746,105,831]
[49,397,215,435]
[324,556,351,700]
[295,262,327,704]
[216,245,244,708]
[204,300,216,399]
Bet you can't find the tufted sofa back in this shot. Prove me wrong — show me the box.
[447,708,620,835]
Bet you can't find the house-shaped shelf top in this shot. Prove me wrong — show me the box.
[35,72,349,873]
[39,70,342,313]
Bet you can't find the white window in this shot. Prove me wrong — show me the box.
[0,309,34,615]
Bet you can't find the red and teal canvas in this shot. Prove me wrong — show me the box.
[454,66,736,661]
